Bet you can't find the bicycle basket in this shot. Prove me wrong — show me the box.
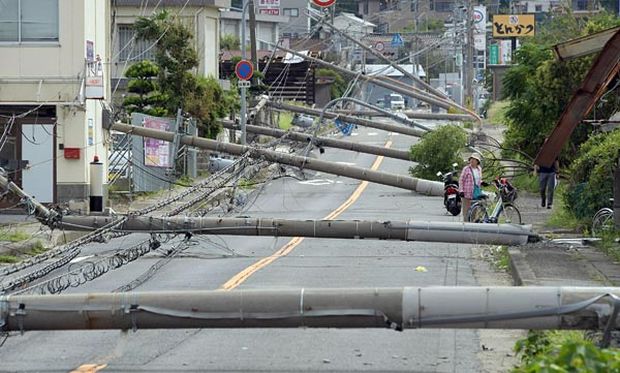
[500,186,518,203]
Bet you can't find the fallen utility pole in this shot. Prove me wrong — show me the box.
[220,120,412,161]
[267,101,425,138]
[56,216,536,246]
[332,110,473,122]
[305,16,481,122]
[260,40,456,112]
[0,173,54,222]
[112,122,442,194]
[2,287,618,333]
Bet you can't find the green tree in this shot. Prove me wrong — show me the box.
[563,128,620,220]
[122,60,168,117]
[133,11,237,137]
[221,34,240,50]
[409,125,467,180]
[315,68,347,100]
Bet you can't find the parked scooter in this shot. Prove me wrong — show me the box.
[437,163,461,216]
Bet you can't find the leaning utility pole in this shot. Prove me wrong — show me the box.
[56,215,536,246]
[220,121,413,161]
[331,110,473,121]
[111,122,442,194]
[2,287,618,333]
[267,101,425,138]
[259,40,462,113]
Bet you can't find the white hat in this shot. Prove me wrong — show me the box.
[469,153,481,163]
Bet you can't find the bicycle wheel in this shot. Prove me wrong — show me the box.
[592,208,614,237]
[468,202,488,223]
[498,204,522,225]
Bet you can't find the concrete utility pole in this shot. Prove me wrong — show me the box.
[465,0,475,108]
[312,14,480,122]
[0,173,54,222]
[57,216,536,246]
[615,158,620,229]
[331,110,473,121]
[267,101,426,138]
[248,0,258,74]
[2,287,618,332]
[318,97,431,132]
[240,0,251,145]
[260,40,466,113]
[111,122,442,194]
[220,121,413,161]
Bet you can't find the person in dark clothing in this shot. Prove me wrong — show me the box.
[534,159,559,209]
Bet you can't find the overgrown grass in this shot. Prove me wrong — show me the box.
[0,255,19,263]
[486,100,509,125]
[510,173,539,194]
[545,185,583,231]
[514,330,588,366]
[0,230,30,242]
[513,330,620,372]
[278,111,293,130]
[487,245,510,271]
[26,241,47,256]
[596,232,620,262]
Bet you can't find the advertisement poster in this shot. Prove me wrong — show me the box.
[144,117,171,168]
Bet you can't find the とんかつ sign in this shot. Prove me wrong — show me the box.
[492,14,535,38]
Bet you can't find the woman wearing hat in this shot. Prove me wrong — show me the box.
[459,153,483,222]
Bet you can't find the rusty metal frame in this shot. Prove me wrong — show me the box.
[535,29,620,167]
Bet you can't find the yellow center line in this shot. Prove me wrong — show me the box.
[70,364,108,373]
[220,140,393,291]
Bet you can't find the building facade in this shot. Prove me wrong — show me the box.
[111,0,229,93]
[0,0,110,210]
[220,9,289,50]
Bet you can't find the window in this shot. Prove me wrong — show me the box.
[283,8,299,17]
[575,0,588,10]
[535,4,543,11]
[433,1,454,12]
[117,24,155,62]
[0,0,59,42]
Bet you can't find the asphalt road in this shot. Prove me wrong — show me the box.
[0,122,504,372]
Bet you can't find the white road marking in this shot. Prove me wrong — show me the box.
[367,132,378,136]
[70,255,94,264]
[298,179,335,186]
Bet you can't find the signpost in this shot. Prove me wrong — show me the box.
[235,60,254,81]
[311,0,335,8]
[391,33,404,48]
[489,44,499,65]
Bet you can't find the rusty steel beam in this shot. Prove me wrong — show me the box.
[535,29,620,167]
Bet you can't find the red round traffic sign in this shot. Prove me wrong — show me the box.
[235,60,254,81]
[311,0,336,8]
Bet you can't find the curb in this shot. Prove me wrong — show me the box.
[507,247,538,286]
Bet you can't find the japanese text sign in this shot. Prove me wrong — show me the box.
[492,14,535,38]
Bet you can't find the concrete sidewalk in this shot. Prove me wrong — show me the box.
[509,241,620,286]
[506,194,620,287]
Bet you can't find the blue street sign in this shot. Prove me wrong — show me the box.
[391,33,404,48]
[335,119,354,136]
[235,60,254,81]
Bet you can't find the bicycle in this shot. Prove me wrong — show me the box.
[591,198,615,237]
[467,177,522,225]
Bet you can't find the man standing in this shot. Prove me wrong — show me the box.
[535,159,559,209]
